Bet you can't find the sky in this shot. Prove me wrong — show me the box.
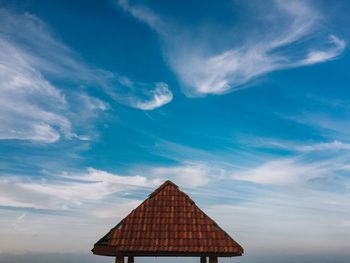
[0,0,350,262]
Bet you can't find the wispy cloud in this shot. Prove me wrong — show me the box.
[297,140,350,152]
[131,83,173,110]
[115,81,173,110]
[12,213,26,230]
[0,168,158,210]
[90,199,143,219]
[0,9,109,143]
[118,0,345,96]
[252,138,350,153]
[300,35,346,65]
[231,158,332,185]
[0,163,220,211]
[230,148,350,189]
[151,162,221,188]
[0,9,172,143]
[289,112,350,142]
[205,192,350,253]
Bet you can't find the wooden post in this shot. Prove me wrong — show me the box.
[128,256,134,263]
[209,256,218,263]
[115,256,124,263]
[200,256,207,263]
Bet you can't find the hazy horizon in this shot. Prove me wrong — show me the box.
[1,252,349,263]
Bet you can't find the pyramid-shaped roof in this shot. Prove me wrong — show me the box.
[92,180,243,257]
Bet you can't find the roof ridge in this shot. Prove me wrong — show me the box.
[149,180,178,197]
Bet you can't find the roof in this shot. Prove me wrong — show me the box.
[92,180,244,257]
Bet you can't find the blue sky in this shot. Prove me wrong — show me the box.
[0,0,350,262]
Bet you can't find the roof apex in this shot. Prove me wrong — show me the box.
[149,180,178,197]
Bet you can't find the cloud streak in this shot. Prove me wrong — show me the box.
[231,158,332,185]
[0,9,172,143]
[230,147,350,189]
[150,162,219,188]
[296,140,350,152]
[0,168,158,210]
[253,139,350,153]
[300,35,346,65]
[118,0,345,96]
[0,9,110,143]
[132,83,173,110]
[115,81,173,110]
[0,163,218,211]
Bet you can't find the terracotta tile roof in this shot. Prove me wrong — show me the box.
[92,180,243,257]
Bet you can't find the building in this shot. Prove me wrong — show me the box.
[92,180,243,263]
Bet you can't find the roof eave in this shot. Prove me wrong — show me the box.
[92,245,243,257]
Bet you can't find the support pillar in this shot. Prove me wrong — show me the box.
[115,256,124,263]
[209,256,218,263]
[128,256,134,263]
[200,256,207,263]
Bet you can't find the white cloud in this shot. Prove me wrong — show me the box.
[0,168,158,210]
[118,0,345,96]
[0,9,171,143]
[130,82,173,110]
[107,77,173,110]
[0,9,109,143]
[0,163,217,211]
[80,94,108,111]
[151,163,220,188]
[205,193,350,253]
[257,139,350,152]
[231,158,333,185]
[0,37,71,142]
[90,199,143,219]
[289,111,350,143]
[118,0,163,30]
[296,140,350,152]
[0,163,218,218]
[0,163,219,211]
[301,35,345,65]
[62,167,151,187]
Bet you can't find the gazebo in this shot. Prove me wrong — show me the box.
[92,180,243,263]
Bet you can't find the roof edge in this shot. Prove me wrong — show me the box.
[92,245,243,257]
